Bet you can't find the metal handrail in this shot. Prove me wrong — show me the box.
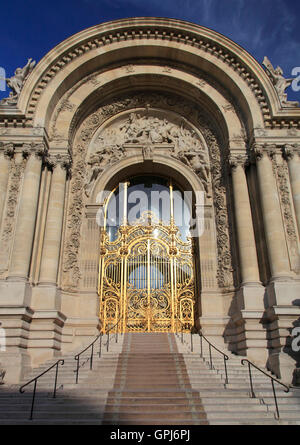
[19,359,64,420]
[74,317,122,384]
[198,330,229,384]
[174,316,193,348]
[174,317,229,385]
[241,359,290,419]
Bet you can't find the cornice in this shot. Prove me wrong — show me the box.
[1,18,299,129]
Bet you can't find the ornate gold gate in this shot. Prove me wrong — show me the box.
[98,185,196,333]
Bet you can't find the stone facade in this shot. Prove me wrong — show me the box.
[0,18,299,384]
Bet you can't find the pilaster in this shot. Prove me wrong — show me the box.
[283,144,300,238]
[0,143,14,228]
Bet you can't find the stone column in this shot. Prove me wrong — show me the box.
[283,145,300,237]
[8,144,45,280]
[229,154,267,363]
[28,154,70,368]
[254,144,290,280]
[254,145,300,383]
[230,155,261,285]
[0,143,14,227]
[39,155,69,284]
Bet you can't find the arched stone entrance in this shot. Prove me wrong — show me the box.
[98,175,197,334]
[0,18,299,384]
[78,102,221,339]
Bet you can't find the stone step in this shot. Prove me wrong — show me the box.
[103,411,207,421]
[1,332,298,426]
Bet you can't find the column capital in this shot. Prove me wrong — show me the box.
[229,154,249,171]
[22,142,47,160]
[0,142,15,159]
[282,144,300,160]
[251,143,276,162]
[46,154,72,175]
[46,153,72,173]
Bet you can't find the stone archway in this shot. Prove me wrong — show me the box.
[0,18,299,384]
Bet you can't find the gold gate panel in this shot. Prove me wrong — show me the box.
[99,211,195,333]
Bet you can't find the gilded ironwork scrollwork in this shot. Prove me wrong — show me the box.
[99,210,195,333]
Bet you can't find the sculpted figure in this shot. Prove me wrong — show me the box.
[149,117,164,143]
[178,150,210,193]
[121,113,145,143]
[84,154,104,197]
[84,149,112,197]
[263,56,298,106]
[2,59,36,104]
[84,145,126,197]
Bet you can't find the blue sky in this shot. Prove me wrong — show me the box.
[0,0,299,101]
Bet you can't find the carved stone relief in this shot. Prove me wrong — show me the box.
[84,110,207,197]
[276,162,299,272]
[0,155,25,275]
[202,128,234,288]
[61,92,234,290]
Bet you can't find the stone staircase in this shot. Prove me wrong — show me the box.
[176,333,300,425]
[0,332,299,425]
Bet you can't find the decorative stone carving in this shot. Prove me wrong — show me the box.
[222,104,235,113]
[283,144,300,160]
[62,92,233,290]
[142,144,153,161]
[276,161,299,272]
[22,142,47,160]
[46,153,72,172]
[62,145,85,288]
[252,143,276,163]
[176,150,210,194]
[0,156,25,275]
[196,80,206,87]
[0,59,36,105]
[84,146,125,197]
[263,57,299,107]
[229,154,249,170]
[251,143,263,162]
[205,129,234,288]
[2,143,14,159]
[22,25,274,128]
[95,112,203,150]
[124,65,135,73]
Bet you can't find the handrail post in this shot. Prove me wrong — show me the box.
[200,334,203,358]
[224,357,228,385]
[99,333,102,358]
[75,358,80,384]
[248,362,255,398]
[29,379,37,420]
[209,343,213,370]
[107,331,110,352]
[90,343,94,370]
[272,379,280,419]
[53,362,59,398]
